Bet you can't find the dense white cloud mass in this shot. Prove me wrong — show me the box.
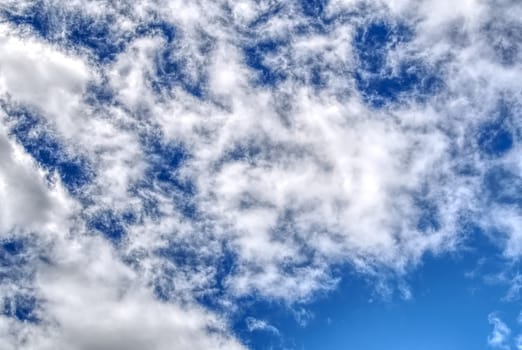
[0,0,520,348]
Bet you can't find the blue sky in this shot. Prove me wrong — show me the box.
[232,229,521,350]
[0,0,521,349]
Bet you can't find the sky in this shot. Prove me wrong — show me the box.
[0,0,521,349]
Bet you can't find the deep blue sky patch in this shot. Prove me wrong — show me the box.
[5,106,92,194]
[478,121,514,157]
[3,294,39,323]
[244,40,288,87]
[353,20,443,107]
[484,166,522,208]
[135,135,197,218]
[152,45,207,98]
[0,238,28,283]
[2,3,128,63]
[300,0,328,18]
[88,210,127,244]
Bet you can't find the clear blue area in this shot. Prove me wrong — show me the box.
[88,210,128,244]
[300,0,328,18]
[2,3,210,96]
[5,106,92,194]
[247,4,284,29]
[67,15,125,63]
[138,136,196,218]
[353,21,443,108]
[414,195,441,232]
[477,102,516,158]
[233,228,520,350]
[484,166,522,208]
[478,123,514,157]
[152,46,206,98]
[150,24,210,98]
[0,238,27,282]
[1,1,54,39]
[153,242,202,300]
[244,40,288,87]
[138,21,176,43]
[0,238,39,323]
[1,2,126,63]
[3,294,39,323]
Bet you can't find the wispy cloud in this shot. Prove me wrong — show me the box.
[246,317,280,335]
[488,313,512,350]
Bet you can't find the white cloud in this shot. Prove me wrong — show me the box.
[246,317,280,335]
[28,235,244,350]
[0,24,91,137]
[488,313,512,350]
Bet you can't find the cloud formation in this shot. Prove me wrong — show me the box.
[489,313,512,350]
[0,0,521,348]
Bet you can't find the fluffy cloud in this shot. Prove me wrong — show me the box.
[0,0,521,348]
